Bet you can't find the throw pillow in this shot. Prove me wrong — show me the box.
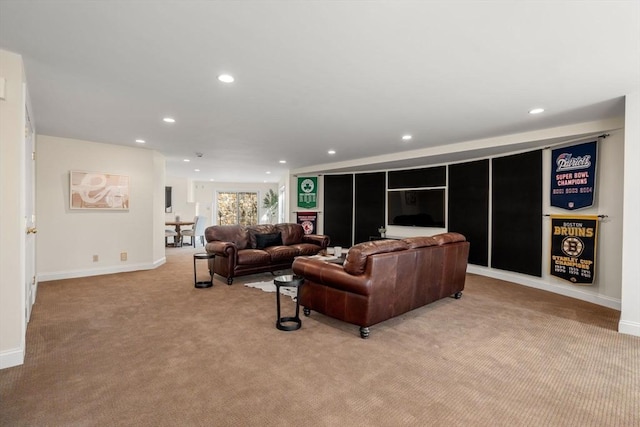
[255,232,283,249]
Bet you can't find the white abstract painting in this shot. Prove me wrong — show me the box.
[70,171,130,210]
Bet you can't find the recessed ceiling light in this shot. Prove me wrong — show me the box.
[266,171,271,174]
[163,117,176,123]
[402,134,412,141]
[218,74,235,83]
[183,159,190,162]
[328,150,336,155]
[279,160,286,164]
[529,108,545,114]
[194,169,200,172]
[210,179,214,182]
[135,139,145,144]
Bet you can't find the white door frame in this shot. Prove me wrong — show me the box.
[24,88,36,321]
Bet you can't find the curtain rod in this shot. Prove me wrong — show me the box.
[543,133,610,150]
[543,214,608,218]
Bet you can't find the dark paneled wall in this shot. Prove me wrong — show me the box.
[388,166,446,188]
[323,174,353,248]
[320,151,543,279]
[448,160,489,266]
[491,150,543,276]
[354,172,386,244]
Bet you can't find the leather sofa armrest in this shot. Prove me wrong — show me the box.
[302,234,330,248]
[206,241,237,257]
[292,257,371,296]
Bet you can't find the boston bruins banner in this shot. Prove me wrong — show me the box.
[551,141,597,210]
[550,215,598,285]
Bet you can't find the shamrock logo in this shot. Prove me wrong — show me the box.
[301,179,315,193]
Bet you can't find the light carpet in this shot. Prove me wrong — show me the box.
[2,247,637,426]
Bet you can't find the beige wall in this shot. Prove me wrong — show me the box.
[164,175,197,223]
[0,49,27,368]
[171,178,280,227]
[537,130,623,304]
[36,135,166,281]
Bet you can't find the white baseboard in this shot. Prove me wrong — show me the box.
[0,347,24,370]
[466,265,622,310]
[38,257,166,282]
[618,320,640,337]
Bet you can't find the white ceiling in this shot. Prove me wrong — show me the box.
[1,1,638,183]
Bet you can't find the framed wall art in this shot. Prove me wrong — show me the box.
[70,170,130,210]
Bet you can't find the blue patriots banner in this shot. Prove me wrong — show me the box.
[551,141,597,210]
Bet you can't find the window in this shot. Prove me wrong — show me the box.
[217,192,258,226]
[278,185,286,224]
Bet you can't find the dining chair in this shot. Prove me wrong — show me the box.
[181,215,208,247]
[165,229,178,247]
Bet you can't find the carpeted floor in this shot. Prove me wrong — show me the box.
[1,247,638,426]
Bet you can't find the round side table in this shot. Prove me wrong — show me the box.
[193,253,215,288]
[273,275,304,331]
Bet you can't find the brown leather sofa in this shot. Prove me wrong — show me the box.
[291,232,469,338]
[204,223,329,285]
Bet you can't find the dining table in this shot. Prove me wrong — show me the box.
[165,220,195,247]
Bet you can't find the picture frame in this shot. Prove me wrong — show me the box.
[70,170,130,210]
[165,186,172,213]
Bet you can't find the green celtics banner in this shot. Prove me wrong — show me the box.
[550,215,598,285]
[297,177,317,209]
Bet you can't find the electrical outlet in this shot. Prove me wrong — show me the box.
[93,255,99,262]
[120,252,127,261]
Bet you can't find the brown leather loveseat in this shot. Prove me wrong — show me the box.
[205,223,329,285]
[291,232,469,338]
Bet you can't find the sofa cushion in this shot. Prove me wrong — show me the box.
[264,246,298,262]
[275,223,305,245]
[237,249,271,265]
[206,225,250,250]
[248,225,277,248]
[290,242,323,256]
[255,232,283,249]
[344,240,409,275]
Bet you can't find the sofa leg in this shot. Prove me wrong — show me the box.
[227,277,233,285]
[303,307,310,316]
[453,291,462,299]
[359,327,370,339]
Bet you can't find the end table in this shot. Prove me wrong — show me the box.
[273,275,304,331]
[193,253,215,288]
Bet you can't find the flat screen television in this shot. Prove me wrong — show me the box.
[388,189,445,227]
